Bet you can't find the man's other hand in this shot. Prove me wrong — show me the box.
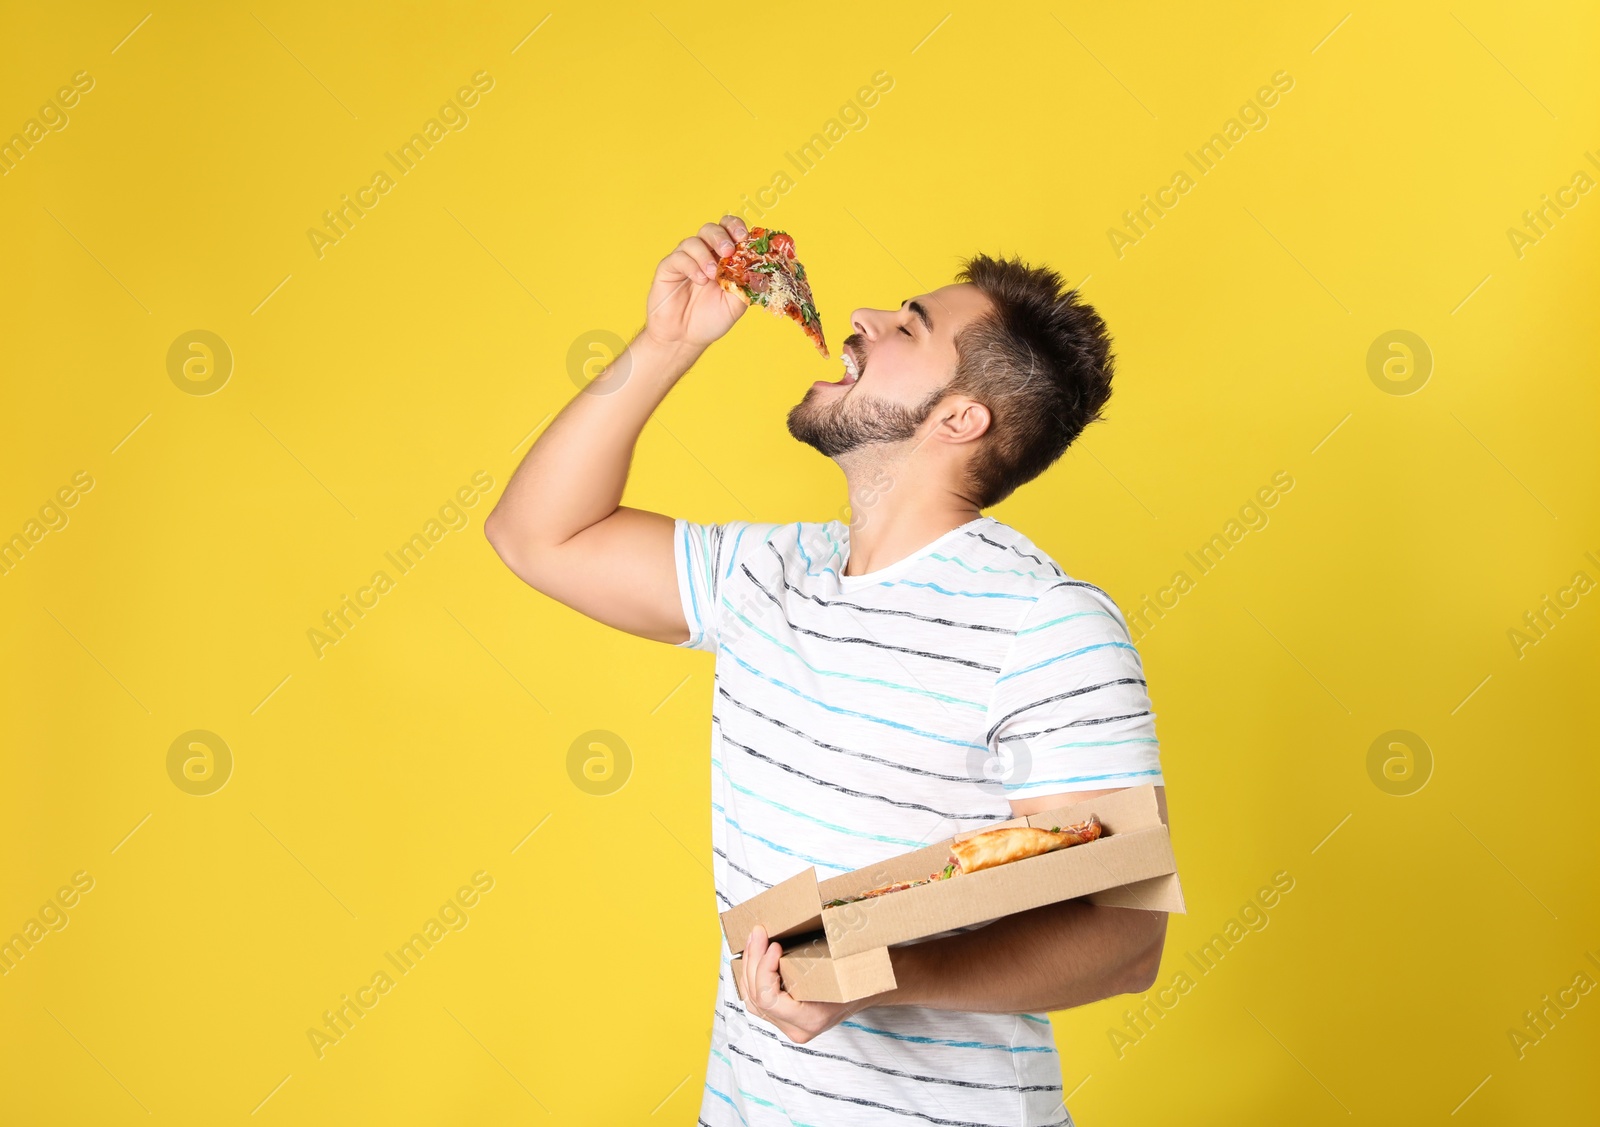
[739,924,873,1045]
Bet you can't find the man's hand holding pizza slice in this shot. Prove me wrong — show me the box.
[641,215,828,361]
[641,215,756,356]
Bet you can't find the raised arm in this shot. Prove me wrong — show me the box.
[484,215,752,643]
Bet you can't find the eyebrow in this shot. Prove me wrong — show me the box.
[901,298,934,335]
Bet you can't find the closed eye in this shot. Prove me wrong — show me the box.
[899,325,913,336]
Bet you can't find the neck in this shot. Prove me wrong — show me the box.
[835,443,982,575]
[841,492,982,577]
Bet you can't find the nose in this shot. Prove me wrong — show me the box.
[849,307,883,338]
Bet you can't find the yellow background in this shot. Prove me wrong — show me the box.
[3,1,1596,1123]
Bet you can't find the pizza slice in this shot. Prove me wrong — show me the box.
[948,816,1103,875]
[716,227,828,357]
[822,864,957,908]
[817,815,1104,908]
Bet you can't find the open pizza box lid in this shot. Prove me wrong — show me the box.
[722,784,1183,1004]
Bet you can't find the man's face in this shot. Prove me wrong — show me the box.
[786,282,994,458]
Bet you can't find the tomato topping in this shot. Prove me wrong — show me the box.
[770,232,794,257]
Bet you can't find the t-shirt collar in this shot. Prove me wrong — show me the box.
[836,516,992,591]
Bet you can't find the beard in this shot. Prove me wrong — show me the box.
[786,353,953,458]
[785,383,951,457]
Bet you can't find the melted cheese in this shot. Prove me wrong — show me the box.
[763,267,802,317]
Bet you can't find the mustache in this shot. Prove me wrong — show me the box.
[844,332,868,375]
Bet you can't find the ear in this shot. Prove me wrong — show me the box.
[935,396,991,445]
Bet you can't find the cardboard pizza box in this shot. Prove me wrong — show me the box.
[723,784,1183,1004]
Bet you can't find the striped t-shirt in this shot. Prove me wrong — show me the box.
[672,514,1165,1127]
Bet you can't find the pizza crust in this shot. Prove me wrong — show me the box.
[948,817,1103,875]
[819,815,1105,907]
[715,275,751,306]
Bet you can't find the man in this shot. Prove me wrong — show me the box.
[485,215,1169,1127]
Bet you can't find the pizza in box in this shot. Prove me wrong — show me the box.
[821,815,1104,907]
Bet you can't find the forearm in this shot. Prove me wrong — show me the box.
[868,899,1166,1015]
[486,330,703,554]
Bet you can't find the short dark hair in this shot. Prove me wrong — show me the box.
[946,254,1116,509]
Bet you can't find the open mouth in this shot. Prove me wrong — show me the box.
[814,347,861,389]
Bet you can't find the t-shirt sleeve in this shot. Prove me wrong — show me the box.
[671,518,775,653]
[983,582,1165,800]
[672,518,727,652]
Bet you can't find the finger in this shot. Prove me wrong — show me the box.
[756,944,812,1034]
[677,235,719,281]
[756,938,784,1009]
[741,926,766,1005]
[700,222,736,258]
[744,923,766,961]
[720,214,749,244]
[663,249,709,286]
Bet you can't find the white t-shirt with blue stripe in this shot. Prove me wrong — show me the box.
[673,514,1165,1127]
